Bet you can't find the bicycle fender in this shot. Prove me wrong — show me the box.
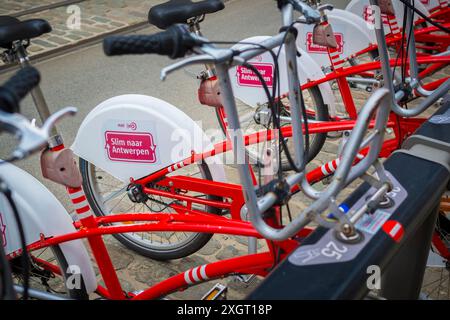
[71,94,226,183]
[229,36,337,116]
[0,162,97,293]
[393,0,430,27]
[346,0,391,34]
[346,0,430,32]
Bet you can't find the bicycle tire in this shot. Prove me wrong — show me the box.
[10,245,88,300]
[79,159,223,261]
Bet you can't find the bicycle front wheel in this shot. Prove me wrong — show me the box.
[10,245,88,300]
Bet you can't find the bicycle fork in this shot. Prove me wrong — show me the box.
[12,42,126,299]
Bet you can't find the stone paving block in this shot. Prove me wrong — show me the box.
[109,21,126,27]
[70,29,95,37]
[50,29,66,36]
[27,46,44,53]
[128,11,147,18]
[31,38,57,48]
[91,15,111,24]
[198,237,222,256]
[47,36,71,45]
[80,25,109,34]
[215,245,242,260]
[132,263,177,286]
[65,34,83,41]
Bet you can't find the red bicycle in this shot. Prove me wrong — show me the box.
[1,0,448,301]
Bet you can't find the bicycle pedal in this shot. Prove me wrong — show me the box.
[234,274,256,284]
[127,290,144,298]
[201,283,227,300]
[322,175,333,185]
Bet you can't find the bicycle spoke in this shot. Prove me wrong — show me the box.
[102,185,128,205]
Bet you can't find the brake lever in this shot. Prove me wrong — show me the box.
[289,0,321,24]
[41,107,77,136]
[160,54,216,80]
[0,107,77,160]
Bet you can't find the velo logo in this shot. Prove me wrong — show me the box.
[236,63,274,87]
[306,32,344,54]
[0,212,6,248]
[116,121,137,130]
[127,122,137,131]
[105,131,157,163]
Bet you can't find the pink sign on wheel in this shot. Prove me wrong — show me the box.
[105,131,157,163]
[236,63,274,87]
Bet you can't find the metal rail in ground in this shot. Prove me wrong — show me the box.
[0,21,150,74]
[8,0,85,18]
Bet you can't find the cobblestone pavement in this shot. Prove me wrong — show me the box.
[0,0,62,16]
[0,0,161,65]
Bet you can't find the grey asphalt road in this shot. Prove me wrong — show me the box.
[0,0,292,207]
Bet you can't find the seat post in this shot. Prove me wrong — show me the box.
[188,16,216,79]
[13,41,60,140]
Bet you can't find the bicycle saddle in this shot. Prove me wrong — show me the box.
[148,0,225,30]
[0,16,52,49]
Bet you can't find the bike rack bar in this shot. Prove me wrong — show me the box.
[399,95,450,172]
[248,98,450,300]
[13,285,71,300]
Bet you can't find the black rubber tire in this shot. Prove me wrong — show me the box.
[215,86,329,171]
[52,246,89,299]
[11,246,88,300]
[79,159,222,261]
[0,245,15,299]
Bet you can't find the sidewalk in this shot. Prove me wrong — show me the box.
[0,0,63,16]
[0,0,160,66]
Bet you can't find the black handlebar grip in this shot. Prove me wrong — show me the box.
[0,66,40,113]
[103,24,197,59]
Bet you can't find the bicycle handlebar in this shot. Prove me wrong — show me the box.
[103,1,320,60]
[103,24,199,59]
[276,0,321,24]
[0,67,40,114]
[0,68,77,161]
